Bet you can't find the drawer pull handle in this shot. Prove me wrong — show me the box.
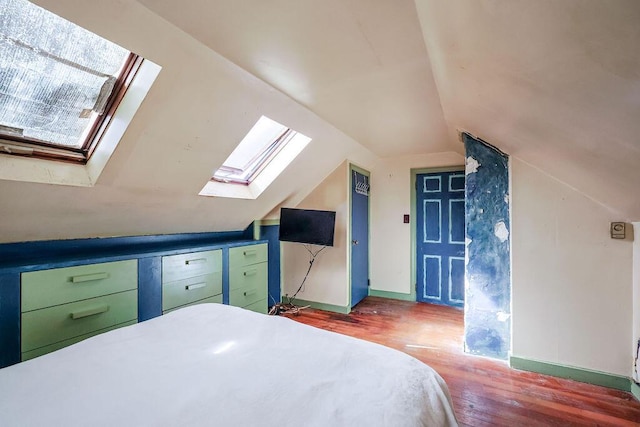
[185,258,207,265]
[243,250,257,257]
[244,290,257,297]
[70,305,110,319]
[185,283,206,291]
[243,269,257,277]
[70,272,109,283]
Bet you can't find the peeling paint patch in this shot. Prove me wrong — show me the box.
[463,134,510,360]
[465,237,472,247]
[494,221,509,242]
[466,156,480,175]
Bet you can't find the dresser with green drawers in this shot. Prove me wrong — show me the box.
[0,235,273,368]
[20,260,138,360]
[228,243,268,314]
[161,249,223,313]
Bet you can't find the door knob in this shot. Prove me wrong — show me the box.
[352,240,359,245]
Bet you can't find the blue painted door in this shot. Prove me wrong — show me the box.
[351,169,369,307]
[416,171,465,307]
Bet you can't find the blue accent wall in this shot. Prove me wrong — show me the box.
[463,133,511,359]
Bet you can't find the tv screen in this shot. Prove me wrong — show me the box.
[279,208,336,246]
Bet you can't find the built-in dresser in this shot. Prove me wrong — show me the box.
[0,234,273,368]
[20,260,138,360]
[161,250,223,313]
[228,243,268,313]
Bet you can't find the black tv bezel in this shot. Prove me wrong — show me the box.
[278,207,336,247]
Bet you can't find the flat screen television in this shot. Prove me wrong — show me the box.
[279,208,336,247]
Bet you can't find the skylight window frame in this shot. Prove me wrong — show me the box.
[212,121,297,186]
[83,53,143,161]
[201,116,312,200]
[0,52,143,164]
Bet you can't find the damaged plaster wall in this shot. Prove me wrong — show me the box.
[463,133,511,359]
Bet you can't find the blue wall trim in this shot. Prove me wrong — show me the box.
[0,231,247,269]
[222,247,230,305]
[260,224,281,307]
[0,270,20,368]
[138,257,162,322]
[463,133,511,359]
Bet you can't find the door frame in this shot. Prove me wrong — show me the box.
[410,166,465,302]
[348,163,370,308]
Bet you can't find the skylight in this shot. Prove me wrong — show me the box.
[201,116,311,199]
[0,0,141,162]
[213,116,295,185]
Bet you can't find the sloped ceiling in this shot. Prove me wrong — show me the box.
[2,0,639,244]
[0,0,378,243]
[415,0,640,219]
[137,0,452,157]
[140,0,640,219]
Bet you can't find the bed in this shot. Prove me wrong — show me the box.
[0,303,458,426]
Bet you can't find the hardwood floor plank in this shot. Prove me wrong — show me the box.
[286,297,640,426]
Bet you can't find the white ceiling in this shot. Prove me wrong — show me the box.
[416,0,640,219]
[1,0,638,244]
[138,0,640,219]
[137,0,452,158]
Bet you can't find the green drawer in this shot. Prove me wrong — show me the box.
[229,244,268,269]
[229,285,267,309]
[22,260,138,312]
[163,294,223,314]
[229,264,267,308]
[162,272,222,311]
[229,262,267,292]
[162,250,221,283]
[21,290,138,353]
[242,299,268,314]
[22,320,137,361]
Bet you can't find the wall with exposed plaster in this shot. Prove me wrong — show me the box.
[463,134,511,360]
[511,158,633,376]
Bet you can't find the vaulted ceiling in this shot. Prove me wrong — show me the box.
[138,0,451,158]
[139,0,640,219]
[3,0,638,244]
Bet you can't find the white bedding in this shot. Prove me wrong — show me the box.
[0,303,458,426]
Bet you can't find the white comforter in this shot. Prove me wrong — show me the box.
[0,303,458,426]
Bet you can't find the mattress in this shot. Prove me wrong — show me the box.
[0,303,458,426]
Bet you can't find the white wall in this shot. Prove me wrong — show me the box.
[0,0,376,243]
[281,162,350,307]
[369,152,464,295]
[511,158,633,376]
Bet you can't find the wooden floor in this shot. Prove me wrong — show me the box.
[287,297,640,426]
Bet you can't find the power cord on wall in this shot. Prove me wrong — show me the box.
[269,245,326,315]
